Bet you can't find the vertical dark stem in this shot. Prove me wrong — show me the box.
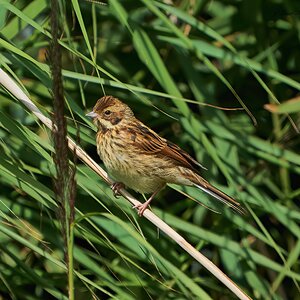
[49,0,76,299]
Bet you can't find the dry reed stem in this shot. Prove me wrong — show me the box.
[0,68,252,300]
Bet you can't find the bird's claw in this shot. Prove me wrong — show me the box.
[132,203,150,216]
[111,182,125,198]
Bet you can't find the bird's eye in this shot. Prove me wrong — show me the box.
[104,110,111,116]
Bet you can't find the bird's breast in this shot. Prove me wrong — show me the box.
[96,129,166,193]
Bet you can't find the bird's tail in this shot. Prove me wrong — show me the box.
[193,181,245,215]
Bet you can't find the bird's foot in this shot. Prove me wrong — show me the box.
[111,182,125,198]
[132,202,150,217]
[132,186,164,216]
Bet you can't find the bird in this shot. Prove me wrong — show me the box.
[86,96,244,216]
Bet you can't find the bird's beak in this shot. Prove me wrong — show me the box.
[86,111,97,118]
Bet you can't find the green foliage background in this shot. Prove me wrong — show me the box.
[0,0,300,299]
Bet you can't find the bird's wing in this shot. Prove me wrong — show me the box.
[128,124,206,171]
[164,140,207,170]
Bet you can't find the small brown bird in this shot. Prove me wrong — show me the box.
[87,96,243,216]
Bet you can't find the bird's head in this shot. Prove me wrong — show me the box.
[86,96,134,130]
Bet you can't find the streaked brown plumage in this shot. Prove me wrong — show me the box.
[87,96,243,216]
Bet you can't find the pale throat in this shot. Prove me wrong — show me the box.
[97,117,124,132]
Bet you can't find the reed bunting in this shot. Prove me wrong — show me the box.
[86,96,243,216]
